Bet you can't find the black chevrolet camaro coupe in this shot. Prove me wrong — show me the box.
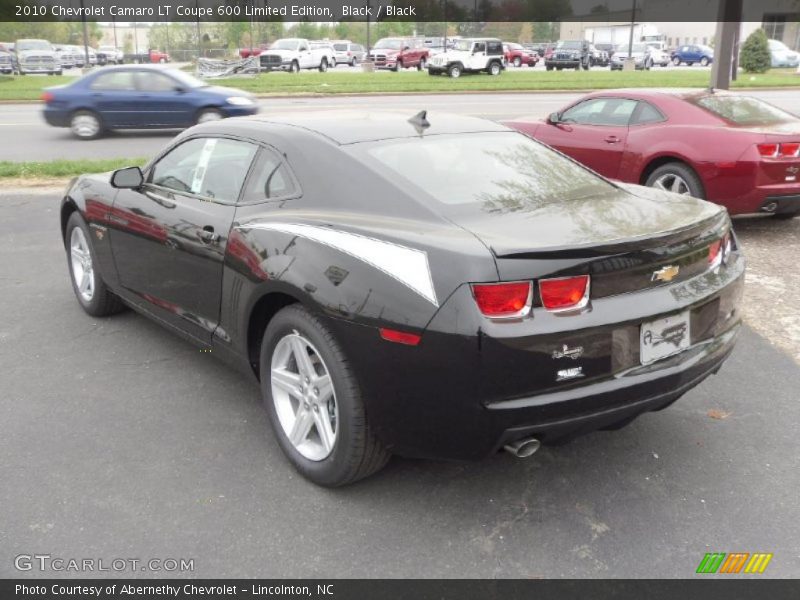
[60,111,744,486]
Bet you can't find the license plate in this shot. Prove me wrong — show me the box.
[640,311,691,365]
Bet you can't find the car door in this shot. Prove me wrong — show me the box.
[133,70,192,127]
[297,42,313,68]
[469,41,487,69]
[86,70,139,127]
[109,136,258,343]
[535,97,637,179]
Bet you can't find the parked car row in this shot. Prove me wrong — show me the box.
[0,38,129,75]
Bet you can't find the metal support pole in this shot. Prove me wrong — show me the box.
[710,0,743,90]
[624,0,636,71]
[80,0,90,68]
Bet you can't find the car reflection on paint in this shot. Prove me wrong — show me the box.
[60,111,744,486]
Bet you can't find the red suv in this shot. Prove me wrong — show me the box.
[504,43,539,67]
[367,38,429,71]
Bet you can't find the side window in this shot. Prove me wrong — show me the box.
[135,72,179,92]
[560,98,638,126]
[487,41,503,55]
[150,138,257,202]
[474,42,486,53]
[631,101,666,125]
[89,71,135,91]
[299,43,308,52]
[241,148,299,203]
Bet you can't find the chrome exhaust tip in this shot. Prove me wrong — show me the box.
[762,201,779,213]
[504,437,541,458]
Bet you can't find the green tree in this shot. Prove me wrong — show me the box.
[740,28,771,73]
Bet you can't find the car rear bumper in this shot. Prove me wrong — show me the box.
[43,108,70,127]
[546,60,580,68]
[325,254,744,461]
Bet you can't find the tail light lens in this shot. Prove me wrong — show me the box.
[379,328,422,346]
[757,142,800,158]
[539,275,590,312]
[708,231,733,267]
[41,92,54,103]
[471,281,532,318]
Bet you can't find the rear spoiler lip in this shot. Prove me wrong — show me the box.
[492,210,729,259]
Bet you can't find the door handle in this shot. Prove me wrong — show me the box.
[198,226,220,244]
[604,135,621,144]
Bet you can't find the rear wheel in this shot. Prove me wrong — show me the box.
[645,162,704,198]
[417,58,426,71]
[488,61,502,76]
[350,57,357,67]
[261,305,390,487]
[70,110,103,140]
[319,58,328,72]
[394,59,403,71]
[65,212,125,317]
[513,57,522,67]
[546,65,554,71]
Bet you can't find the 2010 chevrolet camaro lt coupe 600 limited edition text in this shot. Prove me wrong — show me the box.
[60,111,744,486]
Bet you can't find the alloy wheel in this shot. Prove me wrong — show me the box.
[271,332,338,461]
[70,227,95,302]
[71,113,100,138]
[653,173,691,195]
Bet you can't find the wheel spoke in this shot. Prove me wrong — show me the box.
[288,407,314,446]
[313,409,335,453]
[314,374,333,402]
[79,271,91,294]
[290,335,315,380]
[670,177,683,193]
[272,368,301,396]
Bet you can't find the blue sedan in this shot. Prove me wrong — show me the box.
[42,65,258,140]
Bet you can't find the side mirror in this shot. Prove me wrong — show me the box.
[110,166,144,189]
[403,46,410,51]
[547,112,560,124]
[173,85,186,93]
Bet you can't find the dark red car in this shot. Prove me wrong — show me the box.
[503,43,539,67]
[506,90,800,218]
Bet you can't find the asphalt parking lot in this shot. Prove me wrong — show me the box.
[1,190,799,578]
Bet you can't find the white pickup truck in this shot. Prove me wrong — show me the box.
[259,38,332,73]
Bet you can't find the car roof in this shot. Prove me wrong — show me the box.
[229,111,510,145]
[587,88,728,100]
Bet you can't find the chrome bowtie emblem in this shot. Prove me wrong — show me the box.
[651,264,680,283]
[552,344,584,360]
[787,166,799,175]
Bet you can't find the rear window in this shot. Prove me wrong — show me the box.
[357,132,613,209]
[691,95,797,126]
[333,44,347,51]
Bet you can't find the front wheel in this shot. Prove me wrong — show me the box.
[319,58,328,72]
[196,108,224,125]
[645,162,704,198]
[65,212,125,317]
[672,56,681,66]
[513,57,522,67]
[417,58,426,71]
[289,60,299,73]
[700,57,710,67]
[546,65,554,71]
[394,59,403,71]
[448,64,462,78]
[261,305,390,487]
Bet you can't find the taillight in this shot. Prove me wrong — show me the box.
[780,142,800,157]
[539,275,590,312]
[757,142,800,158]
[708,231,732,268]
[41,92,54,103]
[471,281,532,318]
[379,328,422,346]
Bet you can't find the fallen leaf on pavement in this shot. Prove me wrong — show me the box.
[707,409,731,420]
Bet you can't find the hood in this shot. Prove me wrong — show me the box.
[371,48,400,55]
[200,85,255,100]
[442,183,724,256]
[17,49,56,58]
[263,48,297,59]
[614,51,645,59]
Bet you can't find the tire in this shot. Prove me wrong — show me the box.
[65,212,125,317]
[513,57,522,67]
[428,68,437,76]
[394,59,403,72]
[686,62,694,67]
[546,65,554,71]
[319,58,328,72]
[488,61,502,76]
[350,58,357,67]
[196,108,224,125]
[290,60,299,73]
[448,63,462,78]
[700,57,709,67]
[70,110,103,140]
[672,57,681,66]
[260,305,390,487]
[417,58,426,71]
[645,162,704,198]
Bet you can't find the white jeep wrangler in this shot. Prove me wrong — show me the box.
[427,38,505,78]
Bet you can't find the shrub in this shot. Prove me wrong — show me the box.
[740,28,771,73]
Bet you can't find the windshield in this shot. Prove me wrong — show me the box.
[272,40,299,51]
[768,40,789,51]
[357,132,613,209]
[17,40,51,52]
[691,95,797,126]
[374,39,402,50]
[617,43,647,53]
[453,40,473,51]
[556,41,582,49]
